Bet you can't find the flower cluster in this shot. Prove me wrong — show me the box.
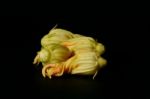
[33,27,107,79]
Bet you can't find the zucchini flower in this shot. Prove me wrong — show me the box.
[33,28,107,79]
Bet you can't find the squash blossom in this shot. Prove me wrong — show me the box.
[33,27,107,79]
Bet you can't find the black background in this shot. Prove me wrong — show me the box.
[0,16,149,98]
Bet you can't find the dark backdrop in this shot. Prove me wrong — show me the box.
[0,16,149,98]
